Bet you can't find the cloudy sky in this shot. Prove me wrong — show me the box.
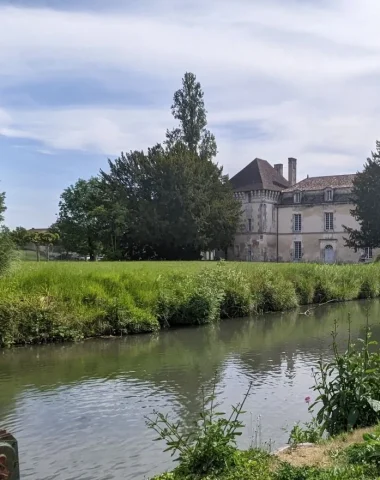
[1,0,380,228]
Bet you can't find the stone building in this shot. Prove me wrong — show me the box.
[228,157,377,263]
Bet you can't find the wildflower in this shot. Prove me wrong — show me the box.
[305,396,311,404]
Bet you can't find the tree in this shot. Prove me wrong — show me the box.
[0,193,15,275]
[165,72,217,161]
[102,143,240,259]
[10,226,30,249]
[0,191,5,223]
[344,141,380,251]
[54,178,105,260]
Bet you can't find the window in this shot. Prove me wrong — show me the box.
[365,247,373,259]
[248,192,252,203]
[326,189,333,201]
[247,245,252,261]
[325,212,334,231]
[294,192,301,203]
[234,245,240,257]
[293,214,302,232]
[294,241,302,260]
[248,219,252,232]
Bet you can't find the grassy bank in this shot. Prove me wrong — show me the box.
[152,427,380,479]
[1,261,380,347]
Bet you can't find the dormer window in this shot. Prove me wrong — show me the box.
[294,192,301,204]
[325,189,333,201]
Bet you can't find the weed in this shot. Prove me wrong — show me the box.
[310,317,380,436]
[288,419,323,446]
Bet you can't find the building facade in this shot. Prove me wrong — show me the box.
[228,157,376,263]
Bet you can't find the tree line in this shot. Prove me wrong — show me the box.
[44,73,240,260]
[3,72,380,262]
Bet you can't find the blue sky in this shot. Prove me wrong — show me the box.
[1,0,380,228]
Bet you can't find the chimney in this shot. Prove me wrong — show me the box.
[288,157,297,186]
[274,163,283,177]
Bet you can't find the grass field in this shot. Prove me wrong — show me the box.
[1,261,380,347]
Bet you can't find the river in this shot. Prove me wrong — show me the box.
[1,299,380,479]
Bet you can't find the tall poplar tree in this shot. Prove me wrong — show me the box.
[165,72,217,160]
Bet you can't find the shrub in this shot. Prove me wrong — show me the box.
[288,419,323,446]
[0,296,83,347]
[345,429,380,472]
[310,319,380,436]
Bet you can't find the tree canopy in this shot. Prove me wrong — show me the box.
[101,143,240,259]
[53,178,106,260]
[165,72,217,161]
[344,141,380,251]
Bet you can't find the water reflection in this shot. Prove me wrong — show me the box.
[0,299,380,479]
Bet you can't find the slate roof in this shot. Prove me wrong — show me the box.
[282,174,356,193]
[230,158,289,192]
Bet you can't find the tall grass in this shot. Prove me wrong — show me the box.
[1,261,380,347]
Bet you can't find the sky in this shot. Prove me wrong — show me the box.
[1,0,380,228]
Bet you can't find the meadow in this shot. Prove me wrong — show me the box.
[1,260,380,347]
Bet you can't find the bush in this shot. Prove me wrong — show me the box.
[345,429,380,472]
[288,419,323,446]
[309,319,380,436]
[0,297,84,347]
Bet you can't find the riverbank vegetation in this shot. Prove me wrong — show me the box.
[149,323,380,479]
[1,261,380,347]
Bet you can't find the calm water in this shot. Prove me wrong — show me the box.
[1,300,380,479]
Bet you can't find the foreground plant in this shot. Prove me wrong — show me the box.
[309,317,380,436]
[146,382,269,479]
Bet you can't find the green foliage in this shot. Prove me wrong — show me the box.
[28,230,60,261]
[0,189,17,275]
[0,190,5,223]
[2,261,380,346]
[153,449,272,480]
[53,73,238,260]
[344,140,380,251]
[53,177,107,259]
[0,227,16,277]
[0,296,84,347]
[252,267,298,312]
[273,463,374,480]
[165,72,217,161]
[157,269,225,326]
[9,226,30,248]
[102,144,240,259]
[345,428,380,471]
[310,318,380,436]
[147,383,264,479]
[288,419,323,446]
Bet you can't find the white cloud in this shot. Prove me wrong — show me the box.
[1,0,380,182]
